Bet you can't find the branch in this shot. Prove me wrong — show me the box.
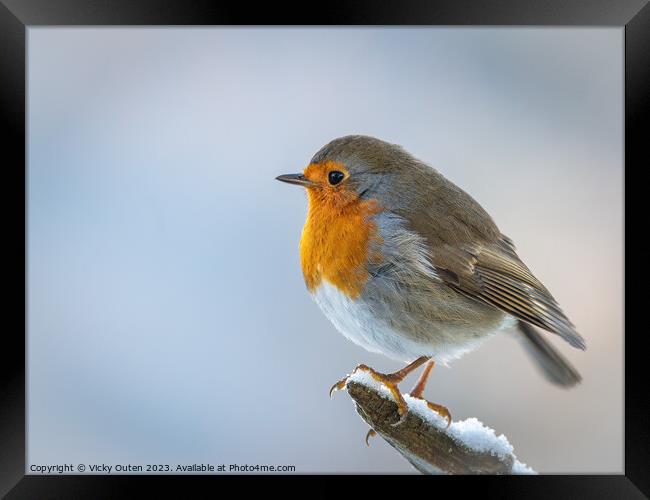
[344,372,535,475]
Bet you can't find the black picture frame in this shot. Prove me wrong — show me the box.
[2,0,646,497]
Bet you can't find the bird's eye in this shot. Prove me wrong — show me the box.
[328,170,345,185]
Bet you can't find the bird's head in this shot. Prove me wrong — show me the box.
[275,135,416,212]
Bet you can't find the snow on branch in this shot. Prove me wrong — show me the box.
[344,370,535,475]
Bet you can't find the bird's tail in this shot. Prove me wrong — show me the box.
[517,321,582,387]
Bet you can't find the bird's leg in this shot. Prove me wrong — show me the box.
[329,356,430,427]
[408,359,435,398]
[406,360,452,428]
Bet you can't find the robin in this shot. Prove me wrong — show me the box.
[276,135,585,431]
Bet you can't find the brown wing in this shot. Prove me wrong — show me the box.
[431,237,586,350]
[389,157,585,350]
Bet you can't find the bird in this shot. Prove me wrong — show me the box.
[276,135,586,429]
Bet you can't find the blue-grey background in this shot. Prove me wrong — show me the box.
[27,28,623,473]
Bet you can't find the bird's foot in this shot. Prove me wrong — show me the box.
[362,398,450,446]
[406,394,452,428]
[329,364,411,426]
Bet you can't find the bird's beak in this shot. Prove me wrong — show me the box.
[275,173,316,187]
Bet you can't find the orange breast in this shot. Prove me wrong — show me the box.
[300,192,383,298]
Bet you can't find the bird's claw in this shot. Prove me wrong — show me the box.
[329,377,349,398]
[391,405,410,427]
[330,364,411,426]
[364,369,410,426]
[407,394,452,428]
[365,429,377,446]
[427,401,452,428]
[328,364,370,397]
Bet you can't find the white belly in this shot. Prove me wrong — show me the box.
[312,280,511,364]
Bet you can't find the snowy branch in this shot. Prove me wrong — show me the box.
[344,371,535,475]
